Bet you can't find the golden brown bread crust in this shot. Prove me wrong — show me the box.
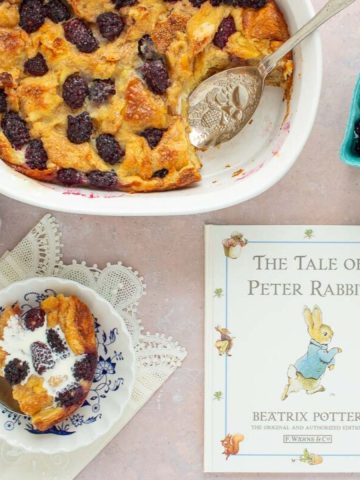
[0,295,97,432]
[0,0,293,193]
[42,295,97,355]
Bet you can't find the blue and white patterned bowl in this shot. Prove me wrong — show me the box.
[0,277,135,453]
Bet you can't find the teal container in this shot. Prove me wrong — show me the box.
[340,75,360,166]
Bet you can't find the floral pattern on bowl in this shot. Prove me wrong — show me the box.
[0,277,135,453]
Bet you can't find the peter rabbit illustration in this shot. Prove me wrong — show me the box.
[281,306,342,400]
[215,326,234,356]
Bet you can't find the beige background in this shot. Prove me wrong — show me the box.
[1,0,360,478]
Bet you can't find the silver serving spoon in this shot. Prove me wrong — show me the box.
[189,0,357,148]
[0,377,23,415]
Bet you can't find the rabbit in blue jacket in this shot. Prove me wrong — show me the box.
[281,306,342,400]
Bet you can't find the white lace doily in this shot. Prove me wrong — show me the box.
[0,214,187,480]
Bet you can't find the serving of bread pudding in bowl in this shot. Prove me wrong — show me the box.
[0,294,97,431]
[0,276,136,453]
[0,0,293,193]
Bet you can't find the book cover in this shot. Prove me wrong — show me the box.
[204,225,360,473]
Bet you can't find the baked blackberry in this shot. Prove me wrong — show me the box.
[97,12,124,41]
[140,128,165,149]
[87,170,118,188]
[1,112,30,150]
[23,307,46,331]
[46,0,71,23]
[47,328,69,357]
[0,89,7,113]
[233,0,267,8]
[112,0,137,8]
[189,0,207,7]
[24,53,48,76]
[57,168,83,186]
[4,358,29,385]
[62,73,89,109]
[19,0,45,34]
[56,384,84,407]
[138,35,160,61]
[67,112,93,144]
[141,59,170,95]
[25,139,48,170]
[73,353,97,381]
[88,79,116,104]
[63,18,99,53]
[31,341,55,374]
[153,168,169,179]
[96,134,124,165]
[213,16,236,49]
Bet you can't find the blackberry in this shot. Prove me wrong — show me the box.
[19,0,45,33]
[112,0,137,8]
[353,139,360,156]
[97,12,124,41]
[96,134,124,165]
[189,0,206,6]
[234,0,267,8]
[87,170,118,189]
[23,307,46,331]
[355,119,360,137]
[138,35,159,61]
[63,18,99,53]
[1,111,30,150]
[67,112,93,144]
[0,89,7,113]
[47,328,69,357]
[213,16,236,49]
[62,73,89,109]
[73,353,97,381]
[45,0,71,23]
[88,79,116,105]
[56,384,84,407]
[25,139,48,169]
[57,168,83,186]
[4,358,29,385]
[31,341,55,374]
[139,128,165,149]
[153,168,169,179]
[24,53,49,76]
[141,59,170,95]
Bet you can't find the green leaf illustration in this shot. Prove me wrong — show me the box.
[213,391,223,401]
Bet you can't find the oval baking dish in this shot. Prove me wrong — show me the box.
[0,0,322,216]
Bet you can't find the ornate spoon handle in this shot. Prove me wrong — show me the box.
[260,0,357,77]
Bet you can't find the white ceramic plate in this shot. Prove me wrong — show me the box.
[0,277,135,453]
[0,0,322,215]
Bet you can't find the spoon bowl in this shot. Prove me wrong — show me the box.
[189,66,264,149]
[0,377,23,415]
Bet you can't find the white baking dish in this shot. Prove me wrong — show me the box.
[0,0,322,216]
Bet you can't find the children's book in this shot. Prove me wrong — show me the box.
[204,226,360,473]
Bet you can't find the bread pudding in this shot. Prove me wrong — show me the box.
[0,294,97,431]
[0,0,293,192]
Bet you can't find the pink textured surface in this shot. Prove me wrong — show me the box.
[1,0,360,478]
